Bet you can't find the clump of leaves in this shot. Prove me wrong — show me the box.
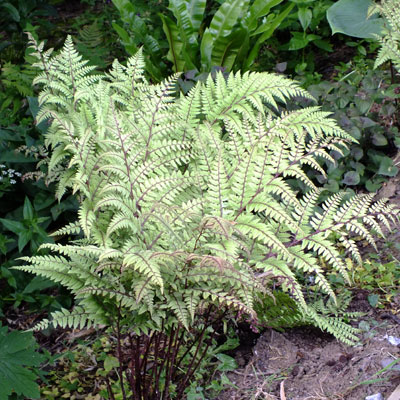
[0,324,45,400]
[350,256,400,308]
[306,63,400,193]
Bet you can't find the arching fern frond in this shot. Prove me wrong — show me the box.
[17,37,399,344]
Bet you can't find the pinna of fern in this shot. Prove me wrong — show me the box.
[17,35,399,348]
[369,0,400,70]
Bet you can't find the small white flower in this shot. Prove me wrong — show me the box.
[10,179,16,184]
[7,169,14,173]
[0,164,5,168]
[15,172,22,177]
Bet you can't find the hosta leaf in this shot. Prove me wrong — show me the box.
[327,0,383,39]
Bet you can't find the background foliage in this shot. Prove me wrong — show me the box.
[1,0,400,398]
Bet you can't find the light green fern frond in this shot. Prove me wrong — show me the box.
[372,0,400,70]
[17,37,399,344]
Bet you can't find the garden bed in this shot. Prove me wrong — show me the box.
[219,312,400,400]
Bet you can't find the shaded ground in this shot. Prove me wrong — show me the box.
[218,314,400,400]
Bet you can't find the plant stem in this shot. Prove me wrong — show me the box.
[116,310,128,400]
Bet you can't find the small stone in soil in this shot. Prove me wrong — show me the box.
[381,358,400,372]
[365,394,383,400]
[385,335,400,346]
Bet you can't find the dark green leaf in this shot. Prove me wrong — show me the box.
[372,132,388,146]
[18,230,32,252]
[313,39,333,52]
[342,171,360,185]
[367,293,379,308]
[365,179,382,192]
[323,179,339,192]
[1,3,20,22]
[160,14,186,72]
[0,219,24,234]
[354,97,373,114]
[23,197,35,221]
[244,2,294,69]
[112,22,139,56]
[351,147,363,161]
[377,157,398,177]
[245,0,283,31]
[104,355,120,373]
[23,276,56,294]
[288,33,310,50]
[0,326,44,400]
[0,151,36,163]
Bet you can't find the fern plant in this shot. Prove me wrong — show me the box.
[18,34,399,398]
[371,0,400,70]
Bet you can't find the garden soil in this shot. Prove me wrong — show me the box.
[217,315,400,400]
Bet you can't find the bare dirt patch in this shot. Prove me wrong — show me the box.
[218,318,400,400]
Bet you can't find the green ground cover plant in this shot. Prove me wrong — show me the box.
[306,62,400,193]
[14,32,399,398]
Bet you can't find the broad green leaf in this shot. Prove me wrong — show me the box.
[219,28,248,70]
[377,156,399,177]
[1,266,17,288]
[342,171,360,186]
[209,0,250,66]
[354,97,373,114]
[23,276,57,294]
[200,28,213,70]
[351,147,363,161]
[244,2,294,70]
[327,0,384,39]
[372,132,388,147]
[112,0,135,18]
[245,0,284,31]
[0,151,36,163]
[367,293,379,307]
[160,14,186,72]
[323,179,339,193]
[0,218,24,234]
[0,235,12,255]
[288,32,311,51]
[298,7,312,31]
[0,327,44,400]
[185,0,207,32]
[169,0,204,68]
[215,353,238,371]
[1,3,20,22]
[313,39,333,52]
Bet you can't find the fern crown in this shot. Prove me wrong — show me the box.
[18,34,399,344]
